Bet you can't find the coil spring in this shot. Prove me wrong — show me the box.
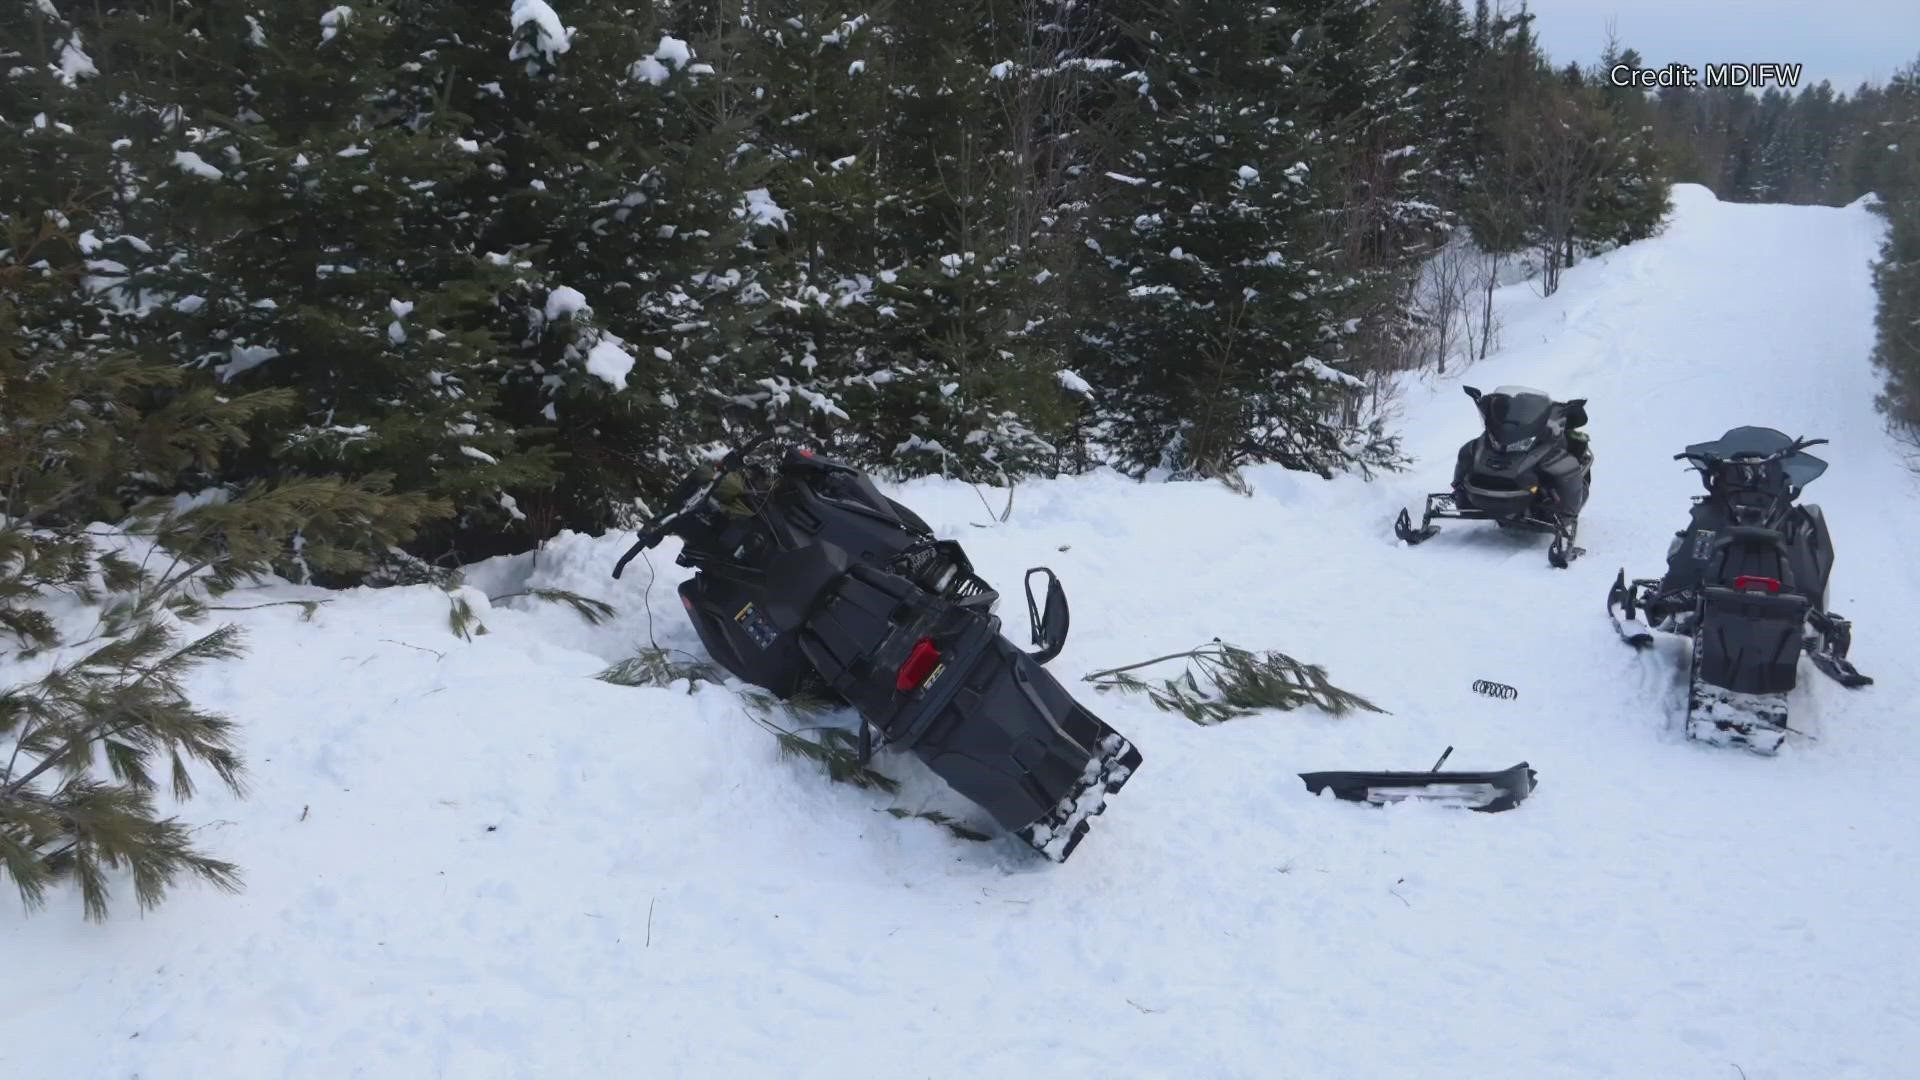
[1472,680,1518,701]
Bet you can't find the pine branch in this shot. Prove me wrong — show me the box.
[489,588,617,626]
[596,647,723,689]
[885,807,991,842]
[1085,639,1387,724]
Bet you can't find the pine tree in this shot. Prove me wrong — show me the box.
[1871,61,1920,448]
[465,2,777,535]
[1074,1,1386,481]
[0,202,441,920]
[41,1,562,576]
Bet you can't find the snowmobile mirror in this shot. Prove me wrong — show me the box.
[1024,568,1070,665]
[1462,385,1482,401]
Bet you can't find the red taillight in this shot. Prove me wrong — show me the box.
[895,637,941,691]
[1733,575,1781,593]
[681,594,695,611]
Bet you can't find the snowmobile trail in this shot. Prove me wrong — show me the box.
[5,186,1919,1080]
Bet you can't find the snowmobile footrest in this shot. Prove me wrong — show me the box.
[1298,762,1537,813]
[1018,734,1143,862]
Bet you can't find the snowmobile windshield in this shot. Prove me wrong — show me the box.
[1685,426,1829,489]
[1478,389,1553,453]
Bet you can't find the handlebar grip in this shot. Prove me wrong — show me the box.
[610,531,660,579]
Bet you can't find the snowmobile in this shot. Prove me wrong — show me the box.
[1606,427,1872,754]
[611,438,1142,862]
[1395,385,1593,568]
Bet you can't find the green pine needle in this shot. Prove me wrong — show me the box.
[1085,639,1387,725]
[596,647,723,689]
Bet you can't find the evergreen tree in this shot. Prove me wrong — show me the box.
[108,2,564,573]
[1074,1,1386,481]
[1871,62,1920,447]
[469,2,775,536]
[1,160,439,922]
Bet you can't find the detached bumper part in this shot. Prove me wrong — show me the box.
[1299,762,1537,813]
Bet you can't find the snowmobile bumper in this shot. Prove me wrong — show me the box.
[1299,761,1537,812]
[797,560,1141,861]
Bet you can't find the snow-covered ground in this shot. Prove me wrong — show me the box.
[6,185,1918,1079]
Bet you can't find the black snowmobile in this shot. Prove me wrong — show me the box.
[1395,385,1593,568]
[1606,427,1872,754]
[611,439,1142,862]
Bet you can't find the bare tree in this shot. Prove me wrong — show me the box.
[1502,84,1621,296]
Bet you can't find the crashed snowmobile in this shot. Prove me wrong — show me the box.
[1606,427,1871,754]
[1395,385,1593,568]
[611,438,1141,862]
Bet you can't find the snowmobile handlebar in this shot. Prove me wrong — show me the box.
[1673,437,1828,467]
[611,434,783,579]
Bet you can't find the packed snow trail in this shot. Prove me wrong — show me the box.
[5,186,1918,1079]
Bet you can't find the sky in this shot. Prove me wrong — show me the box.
[1524,0,1920,93]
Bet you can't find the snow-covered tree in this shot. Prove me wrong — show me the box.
[1072,1,1388,481]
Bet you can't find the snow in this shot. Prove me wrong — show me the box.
[1056,369,1093,396]
[739,188,788,230]
[319,6,351,44]
[1235,164,1258,183]
[508,0,571,63]
[543,285,589,321]
[172,150,224,180]
[459,445,499,465]
[1301,357,1365,388]
[7,186,1920,1079]
[630,35,694,84]
[584,339,636,389]
[56,32,97,86]
[217,342,279,381]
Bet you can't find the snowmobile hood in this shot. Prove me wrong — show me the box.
[1476,388,1553,452]
[1685,426,1829,488]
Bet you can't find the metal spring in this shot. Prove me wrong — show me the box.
[1472,680,1518,701]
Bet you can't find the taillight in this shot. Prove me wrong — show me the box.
[681,594,694,611]
[895,637,941,691]
[1732,575,1781,593]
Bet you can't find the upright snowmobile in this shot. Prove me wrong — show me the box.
[1606,427,1872,754]
[1395,385,1593,568]
[611,439,1142,862]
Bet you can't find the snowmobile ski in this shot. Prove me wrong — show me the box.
[1547,514,1584,568]
[1805,609,1873,688]
[1605,568,1657,649]
[1298,755,1537,813]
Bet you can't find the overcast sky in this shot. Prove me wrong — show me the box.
[1525,0,1920,93]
